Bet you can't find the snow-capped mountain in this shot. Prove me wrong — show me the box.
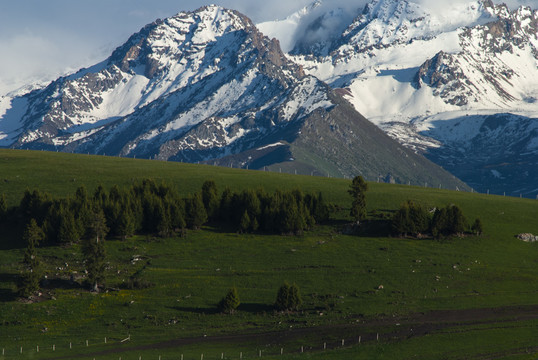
[283,0,538,196]
[0,5,466,189]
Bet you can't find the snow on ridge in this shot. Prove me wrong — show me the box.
[257,142,285,151]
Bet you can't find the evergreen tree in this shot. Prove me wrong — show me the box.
[239,210,251,233]
[19,189,51,225]
[274,283,302,311]
[186,193,208,230]
[448,205,467,236]
[167,197,186,232]
[288,284,302,311]
[471,218,483,236]
[83,208,108,292]
[348,176,368,223]
[275,283,290,311]
[19,219,44,297]
[155,199,172,237]
[219,187,234,223]
[117,207,136,240]
[93,185,108,209]
[391,204,412,237]
[407,201,430,235]
[201,180,219,221]
[217,287,240,314]
[57,205,80,244]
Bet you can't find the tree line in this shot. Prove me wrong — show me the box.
[391,200,483,239]
[2,179,335,248]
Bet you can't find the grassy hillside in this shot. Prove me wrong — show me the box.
[0,149,537,359]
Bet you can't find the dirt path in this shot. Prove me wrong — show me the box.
[47,305,538,359]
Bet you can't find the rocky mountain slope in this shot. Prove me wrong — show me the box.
[277,0,538,196]
[0,5,466,189]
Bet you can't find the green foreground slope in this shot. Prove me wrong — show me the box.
[0,149,537,359]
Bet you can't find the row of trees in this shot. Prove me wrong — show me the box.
[391,200,482,238]
[217,283,302,314]
[8,179,335,247]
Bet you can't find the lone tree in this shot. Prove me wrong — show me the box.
[217,287,240,314]
[83,208,109,292]
[348,176,368,223]
[19,219,44,298]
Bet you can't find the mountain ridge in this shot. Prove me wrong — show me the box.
[0,4,467,190]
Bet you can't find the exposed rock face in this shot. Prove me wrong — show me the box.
[414,3,538,107]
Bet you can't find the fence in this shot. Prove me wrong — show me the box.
[0,331,382,359]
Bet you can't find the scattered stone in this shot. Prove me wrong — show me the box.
[516,233,538,242]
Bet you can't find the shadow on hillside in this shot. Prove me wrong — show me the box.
[171,303,274,315]
[237,302,274,314]
[355,219,392,238]
[41,277,85,291]
[0,273,19,302]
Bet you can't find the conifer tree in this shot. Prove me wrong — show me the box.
[348,176,368,223]
[275,283,302,311]
[19,219,44,297]
[275,283,290,311]
[117,207,136,240]
[83,208,108,292]
[471,218,483,236]
[201,180,219,221]
[239,210,251,233]
[57,206,80,244]
[217,287,240,314]
[288,283,302,311]
[219,187,234,223]
[186,193,208,230]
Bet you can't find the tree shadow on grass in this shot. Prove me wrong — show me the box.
[171,306,219,315]
[237,302,274,314]
[41,277,85,290]
[0,273,19,302]
[170,303,274,315]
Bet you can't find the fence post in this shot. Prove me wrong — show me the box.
[359,336,361,344]
[70,342,72,349]
[280,348,283,355]
[37,345,39,352]
[86,340,89,347]
[20,347,22,354]
[301,346,304,353]
[342,339,345,346]
[53,344,55,351]
[105,337,107,344]
[323,343,326,350]
[377,333,379,341]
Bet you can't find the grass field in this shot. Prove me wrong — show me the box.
[0,149,537,359]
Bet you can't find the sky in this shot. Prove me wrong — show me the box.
[1,0,538,95]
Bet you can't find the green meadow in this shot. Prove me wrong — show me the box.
[0,149,537,359]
